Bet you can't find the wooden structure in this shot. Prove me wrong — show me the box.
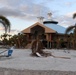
[21,21,66,48]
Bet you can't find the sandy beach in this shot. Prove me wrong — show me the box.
[0,49,76,75]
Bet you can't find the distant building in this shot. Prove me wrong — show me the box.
[21,13,67,48]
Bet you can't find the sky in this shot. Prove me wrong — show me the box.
[0,0,76,35]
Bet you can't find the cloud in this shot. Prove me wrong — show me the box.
[0,23,6,31]
[20,4,51,20]
[64,1,76,7]
[0,0,52,21]
[0,27,4,30]
[8,29,20,35]
[0,0,75,29]
[65,2,72,7]
[0,7,25,17]
[54,12,76,28]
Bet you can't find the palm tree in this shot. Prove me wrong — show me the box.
[0,15,10,34]
[65,13,76,49]
[73,13,76,19]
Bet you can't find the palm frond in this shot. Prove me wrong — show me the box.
[65,26,74,34]
[0,15,11,33]
[73,13,76,19]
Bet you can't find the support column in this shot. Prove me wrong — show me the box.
[46,33,52,49]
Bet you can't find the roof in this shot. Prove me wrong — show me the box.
[21,22,56,33]
[44,23,66,33]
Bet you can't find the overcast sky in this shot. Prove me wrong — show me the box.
[0,0,76,35]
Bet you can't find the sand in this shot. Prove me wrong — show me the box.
[0,49,76,75]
